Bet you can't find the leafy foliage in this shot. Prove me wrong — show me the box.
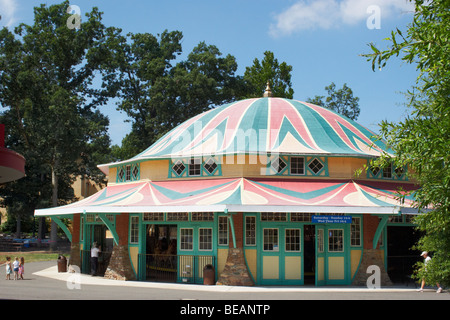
[306,82,360,120]
[363,0,450,286]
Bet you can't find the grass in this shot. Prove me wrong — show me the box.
[0,252,70,263]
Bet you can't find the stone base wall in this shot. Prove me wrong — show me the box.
[216,248,254,286]
[104,245,136,281]
[352,249,393,287]
[68,243,81,268]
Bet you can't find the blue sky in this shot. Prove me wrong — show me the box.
[1,0,418,146]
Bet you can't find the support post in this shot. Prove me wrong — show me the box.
[52,216,72,242]
[98,213,119,245]
[226,209,236,249]
[372,215,389,249]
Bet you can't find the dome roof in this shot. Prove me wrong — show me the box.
[131,97,390,160]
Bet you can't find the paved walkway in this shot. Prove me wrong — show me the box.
[34,263,435,293]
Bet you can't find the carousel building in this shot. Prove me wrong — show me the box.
[35,86,420,286]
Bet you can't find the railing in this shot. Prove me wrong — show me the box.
[139,254,215,283]
[80,250,112,276]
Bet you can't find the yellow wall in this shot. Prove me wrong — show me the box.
[328,256,345,280]
[129,246,139,275]
[245,249,257,281]
[351,249,362,279]
[217,248,228,277]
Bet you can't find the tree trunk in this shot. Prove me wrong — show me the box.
[50,162,58,251]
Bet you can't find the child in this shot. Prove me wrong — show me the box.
[18,257,24,280]
[12,257,19,280]
[2,257,12,280]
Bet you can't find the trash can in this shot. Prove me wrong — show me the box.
[57,255,67,273]
[203,264,215,285]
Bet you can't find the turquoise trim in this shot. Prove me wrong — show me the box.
[138,212,219,284]
[228,213,237,249]
[52,216,72,242]
[373,215,389,249]
[98,213,119,246]
[256,213,352,286]
[168,157,222,178]
[366,160,408,181]
[115,161,141,183]
[267,155,330,177]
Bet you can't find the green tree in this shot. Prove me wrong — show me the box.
[306,82,360,120]
[240,51,294,99]
[0,1,112,244]
[363,0,450,286]
[101,29,239,159]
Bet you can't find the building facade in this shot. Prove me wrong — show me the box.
[35,94,419,286]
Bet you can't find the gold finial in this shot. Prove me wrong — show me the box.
[263,81,273,97]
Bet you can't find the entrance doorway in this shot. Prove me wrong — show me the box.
[145,225,177,282]
[304,225,315,285]
[387,226,421,284]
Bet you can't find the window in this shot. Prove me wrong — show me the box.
[261,212,287,221]
[199,228,213,250]
[271,157,287,173]
[382,163,392,178]
[285,229,301,252]
[130,216,139,244]
[291,213,312,222]
[204,158,218,174]
[370,166,380,177]
[245,216,256,246]
[218,216,228,246]
[143,212,164,221]
[351,217,361,246]
[189,158,201,176]
[167,212,188,221]
[117,163,140,182]
[263,228,279,251]
[191,212,214,221]
[172,160,186,176]
[170,158,221,178]
[118,167,125,181]
[328,229,343,252]
[290,157,305,175]
[317,229,324,253]
[308,158,324,174]
[125,165,131,181]
[180,228,193,250]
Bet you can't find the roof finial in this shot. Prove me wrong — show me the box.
[263,81,273,97]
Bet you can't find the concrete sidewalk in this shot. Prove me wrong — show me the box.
[33,265,428,293]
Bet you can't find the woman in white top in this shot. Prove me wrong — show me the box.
[418,251,443,293]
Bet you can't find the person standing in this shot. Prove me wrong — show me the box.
[417,251,443,293]
[12,257,19,280]
[90,242,101,276]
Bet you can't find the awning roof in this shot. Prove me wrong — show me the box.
[34,178,418,216]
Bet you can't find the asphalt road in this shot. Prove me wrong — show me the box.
[0,260,447,317]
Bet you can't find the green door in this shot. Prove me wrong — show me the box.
[315,224,350,285]
[315,225,326,286]
[259,225,303,285]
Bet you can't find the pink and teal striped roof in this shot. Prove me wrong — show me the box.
[34,178,417,216]
[131,97,391,161]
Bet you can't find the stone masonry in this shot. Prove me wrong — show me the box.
[216,248,254,286]
[104,244,136,281]
[352,249,393,287]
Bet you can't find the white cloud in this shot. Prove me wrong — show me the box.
[269,0,415,37]
[0,0,17,27]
